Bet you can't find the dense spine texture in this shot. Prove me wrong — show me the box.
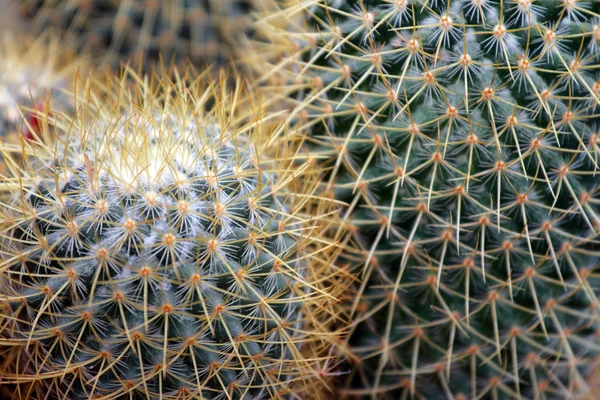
[0,69,346,399]
[246,0,600,398]
[20,0,274,69]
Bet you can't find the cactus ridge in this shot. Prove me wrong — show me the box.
[0,69,345,400]
[246,0,600,398]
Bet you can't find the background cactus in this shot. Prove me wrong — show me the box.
[0,33,84,139]
[0,32,86,180]
[244,0,600,398]
[0,68,346,399]
[20,0,276,70]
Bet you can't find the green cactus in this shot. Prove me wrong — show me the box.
[19,0,274,70]
[0,69,345,400]
[245,0,600,398]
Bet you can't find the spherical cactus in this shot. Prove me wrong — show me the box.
[20,0,276,70]
[245,0,600,399]
[0,68,346,399]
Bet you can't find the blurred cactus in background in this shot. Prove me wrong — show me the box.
[20,0,277,70]
[0,33,84,137]
[243,0,600,398]
[0,32,86,176]
[0,68,348,400]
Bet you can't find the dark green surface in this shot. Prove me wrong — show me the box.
[281,0,600,398]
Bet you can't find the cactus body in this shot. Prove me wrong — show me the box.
[247,0,600,398]
[0,70,343,399]
[21,0,269,69]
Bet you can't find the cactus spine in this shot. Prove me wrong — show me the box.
[0,68,346,400]
[245,0,600,398]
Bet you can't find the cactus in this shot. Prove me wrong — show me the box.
[0,33,84,141]
[0,345,47,400]
[0,68,346,400]
[245,0,600,398]
[20,0,275,70]
[0,32,85,181]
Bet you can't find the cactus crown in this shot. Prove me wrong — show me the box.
[0,69,344,400]
[247,0,600,398]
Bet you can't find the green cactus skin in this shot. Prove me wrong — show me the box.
[19,0,271,70]
[0,70,343,400]
[245,0,600,398]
